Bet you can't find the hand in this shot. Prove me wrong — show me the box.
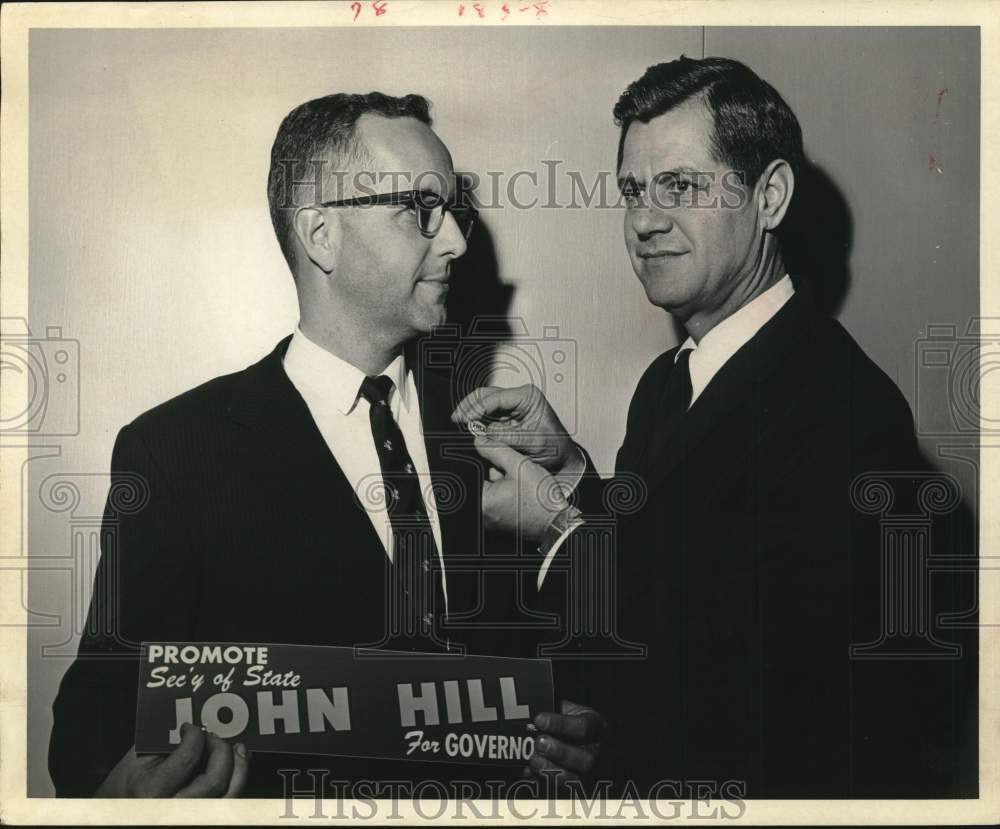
[473,435,568,540]
[452,384,581,476]
[525,700,605,787]
[95,723,250,798]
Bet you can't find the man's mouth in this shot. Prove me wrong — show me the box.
[638,249,688,260]
[417,275,450,298]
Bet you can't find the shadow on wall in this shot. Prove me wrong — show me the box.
[446,214,515,349]
[782,159,980,520]
[783,159,853,318]
[409,173,515,408]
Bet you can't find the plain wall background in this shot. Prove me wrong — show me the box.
[25,26,979,795]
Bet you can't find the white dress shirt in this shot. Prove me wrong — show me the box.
[675,275,796,406]
[282,326,447,613]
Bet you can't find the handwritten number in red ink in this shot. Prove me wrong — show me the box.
[351,1,362,21]
[473,2,485,17]
[372,1,388,16]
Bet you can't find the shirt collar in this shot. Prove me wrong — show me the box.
[674,275,795,402]
[283,326,410,415]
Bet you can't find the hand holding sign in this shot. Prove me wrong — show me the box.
[96,723,249,798]
[525,699,605,787]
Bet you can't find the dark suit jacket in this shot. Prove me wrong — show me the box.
[49,336,526,797]
[565,289,976,798]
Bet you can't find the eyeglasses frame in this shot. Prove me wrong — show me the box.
[315,189,478,239]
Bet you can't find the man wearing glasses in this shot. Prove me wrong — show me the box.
[49,92,602,797]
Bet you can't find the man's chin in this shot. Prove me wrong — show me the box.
[639,275,686,311]
[411,306,448,335]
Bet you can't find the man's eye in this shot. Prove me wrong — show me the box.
[664,179,692,193]
[622,189,643,207]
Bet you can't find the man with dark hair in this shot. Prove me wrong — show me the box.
[455,57,974,797]
[266,92,435,269]
[49,92,603,797]
[612,57,804,189]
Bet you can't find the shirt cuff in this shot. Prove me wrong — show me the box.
[536,504,584,591]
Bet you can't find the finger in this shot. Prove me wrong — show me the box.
[174,733,234,798]
[535,734,596,778]
[488,466,503,482]
[534,707,605,744]
[154,722,206,792]
[223,743,250,798]
[558,700,608,737]
[486,422,561,458]
[527,751,580,784]
[473,436,530,474]
[455,386,535,423]
[451,386,503,423]
[481,479,511,519]
[481,421,550,456]
[484,418,540,442]
[560,699,585,713]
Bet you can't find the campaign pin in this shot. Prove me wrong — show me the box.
[469,420,487,438]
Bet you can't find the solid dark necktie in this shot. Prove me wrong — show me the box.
[643,347,693,476]
[359,374,447,650]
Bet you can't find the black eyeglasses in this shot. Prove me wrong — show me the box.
[318,190,478,240]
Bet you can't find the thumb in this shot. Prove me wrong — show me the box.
[156,722,206,792]
[474,435,527,474]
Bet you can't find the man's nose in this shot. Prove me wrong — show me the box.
[433,211,468,259]
[630,205,674,240]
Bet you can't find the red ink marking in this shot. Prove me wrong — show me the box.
[533,0,549,15]
[473,2,485,17]
[501,2,511,19]
[372,0,387,15]
[351,0,362,20]
[936,88,949,119]
[457,3,465,14]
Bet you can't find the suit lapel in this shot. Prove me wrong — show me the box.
[645,289,817,492]
[225,337,387,557]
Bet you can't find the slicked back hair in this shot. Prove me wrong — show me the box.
[613,57,803,189]
[267,92,432,271]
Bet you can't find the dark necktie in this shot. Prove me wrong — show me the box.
[643,347,693,476]
[359,374,448,651]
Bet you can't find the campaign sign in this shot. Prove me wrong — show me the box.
[135,643,553,765]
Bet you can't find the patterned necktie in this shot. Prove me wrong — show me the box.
[643,347,693,475]
[359,374,447,650]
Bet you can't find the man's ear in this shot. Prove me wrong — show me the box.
[292,206,339,274]
[756,159,795,232]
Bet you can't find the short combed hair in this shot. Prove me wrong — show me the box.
[266,92,432,269]
[613,56,804,187]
